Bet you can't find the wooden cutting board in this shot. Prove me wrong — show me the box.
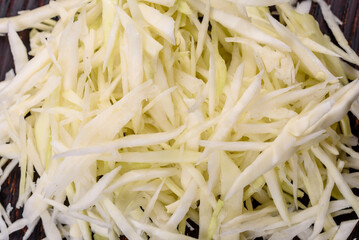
[0,0,358,239]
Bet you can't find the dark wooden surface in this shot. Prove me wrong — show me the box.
[0,0,358,239]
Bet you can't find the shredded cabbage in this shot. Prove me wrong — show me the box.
[0,0,358,239]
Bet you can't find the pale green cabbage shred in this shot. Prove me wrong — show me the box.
[0,0,359,239]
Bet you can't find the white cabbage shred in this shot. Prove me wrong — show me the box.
[0,0,359,239]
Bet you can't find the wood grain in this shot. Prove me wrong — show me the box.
[0,0,358,239]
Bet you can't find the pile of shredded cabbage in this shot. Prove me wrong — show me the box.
[1,0,359,239]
